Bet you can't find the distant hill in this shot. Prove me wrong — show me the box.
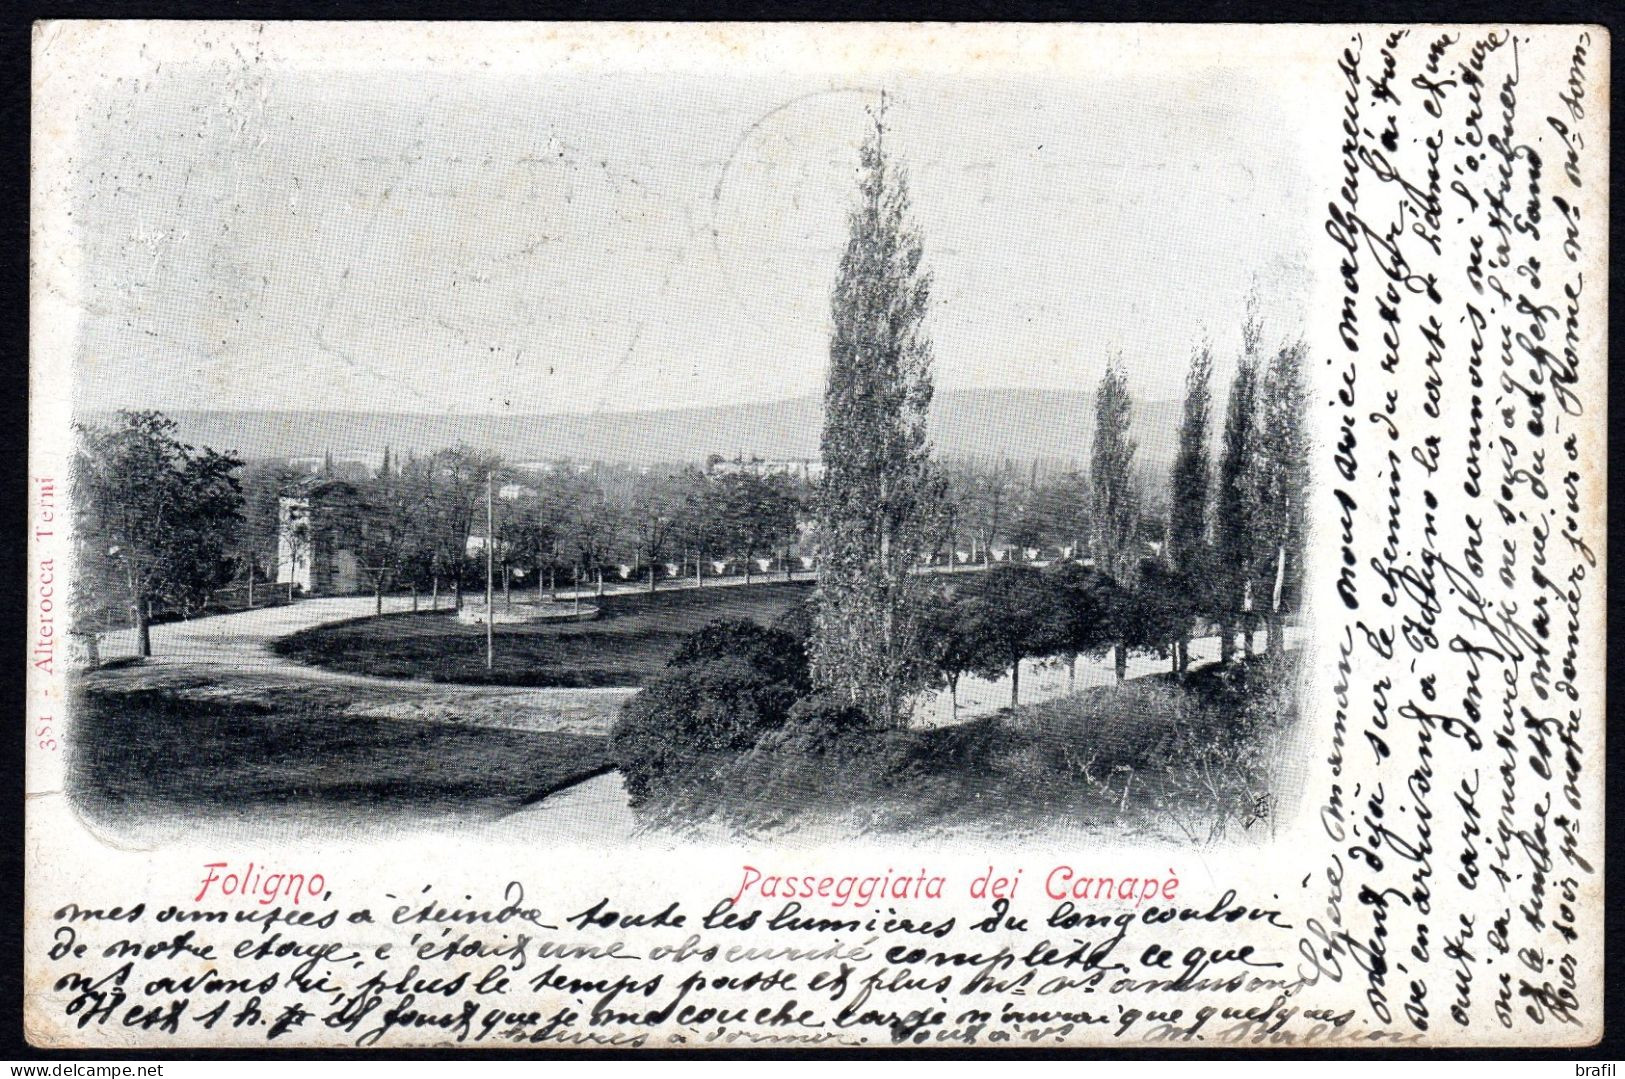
[92,389,1192,478]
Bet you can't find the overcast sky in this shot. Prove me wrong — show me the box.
[68,51,1311,416]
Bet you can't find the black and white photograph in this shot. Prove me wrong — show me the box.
[57,26,1315,848]
[24,21,1606,1052]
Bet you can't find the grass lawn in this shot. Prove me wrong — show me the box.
[642,655,1300,845]
[272,581,814,687]
[66,681,612,828]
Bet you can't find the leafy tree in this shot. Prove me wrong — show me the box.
[1011,469,1090,556]
[956,565,1064,708]
[155,465,243,618]
[615,613,813,805]
[1044,560,1120,690]
[1126,557,1196,674]
[947,460,1018,565]
[618,470,689,593]
[1251,339,1309,654]
[611,657,801,805]
[280,498,313,602]
[1089,355,1140,580]
[425,445,503,608]
[1167,341,1215,672]
[526,463,590,597]
[498,501,559,605]
[916,586,980,723]
[811,99,946,726]
[393,453,443,607]
[715,471,801,583]
[560,469,621,597]
[1216,305,1263,662]
[1089,354,1140,680]
[73,410,244,656]
[352,464,422,615]
[673,469,725,586]
[668,618,811,695]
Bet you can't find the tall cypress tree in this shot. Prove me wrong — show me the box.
[1089,353,1139,681]
[1167,341,1213,673]
[1251,339,1309,654]
[811,99,944,726]
[1216,304,1263,662]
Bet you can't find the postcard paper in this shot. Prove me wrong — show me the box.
[26,21,1607,1049]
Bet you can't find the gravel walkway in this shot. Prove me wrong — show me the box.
[94,597,635,735]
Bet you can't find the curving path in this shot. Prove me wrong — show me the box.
[911,627,1305,727]
[96,592,1303,734]
[94,597,637,736]
[88,594,1302,842]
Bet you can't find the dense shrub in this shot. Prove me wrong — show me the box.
[755,692,883,757]
[611,656,801,805]
[991,654,1301,843]
[1001,680,1199,778]
[621,585,1302,842]
[693,695,931,830]
[666,618,811,696]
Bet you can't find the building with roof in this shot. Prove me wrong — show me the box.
[276,479,368,595]
[707,456,826,483]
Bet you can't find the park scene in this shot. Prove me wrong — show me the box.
[65,89,1310,848]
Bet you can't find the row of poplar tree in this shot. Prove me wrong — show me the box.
[806,104,1308,726]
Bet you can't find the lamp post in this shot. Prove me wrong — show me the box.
[485,471,494,671]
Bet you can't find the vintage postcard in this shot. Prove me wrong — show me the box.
[25,21,1606,1050]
